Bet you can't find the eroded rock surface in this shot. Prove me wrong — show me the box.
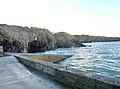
[74,35,120,43]
[54,32,85,48]
[1,24,120,53]
[0,24,56,53]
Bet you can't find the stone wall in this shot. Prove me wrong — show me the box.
[15,55,120,89]
[0,46,3,52]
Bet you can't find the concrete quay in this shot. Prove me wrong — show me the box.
[15,55,120,89]
[0,55,72,89]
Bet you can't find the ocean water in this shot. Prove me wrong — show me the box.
[41,42,120,79]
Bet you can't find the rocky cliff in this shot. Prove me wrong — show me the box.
[74,35,120,43]
[0,24,120,53]
[54,32,85,48]
[0,24,56,53]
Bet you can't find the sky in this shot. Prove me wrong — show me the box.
[0,0,120,37]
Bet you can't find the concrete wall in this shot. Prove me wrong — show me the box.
[0,46,3,52]
[15,55,120,89]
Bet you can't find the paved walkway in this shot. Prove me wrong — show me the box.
[0,55,72,89]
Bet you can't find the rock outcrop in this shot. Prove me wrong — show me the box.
[1,24,120,53]
[74,35,120,43]
[27,27,57,52]
[54,32,85,48]
[0,24,56,53]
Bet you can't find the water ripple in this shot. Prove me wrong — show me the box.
[41,42,120,79]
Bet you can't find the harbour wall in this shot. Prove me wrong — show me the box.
[15,55,120,89]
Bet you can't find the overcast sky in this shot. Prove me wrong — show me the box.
[0,0,120,37]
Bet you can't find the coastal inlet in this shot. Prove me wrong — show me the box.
[42,41,120,79]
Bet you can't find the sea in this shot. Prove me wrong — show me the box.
[40,41,120,79]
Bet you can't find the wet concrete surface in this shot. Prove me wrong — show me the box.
[0,55,72,89]
[26,67,72,89]
[0,53,9,57]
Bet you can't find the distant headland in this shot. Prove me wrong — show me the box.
[0,24,120,53]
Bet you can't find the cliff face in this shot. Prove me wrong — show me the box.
[0,24,56,53]
[27,27,57,52]
[54,32,85,48]
[0,24,120,53]
[74,35,120,43]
